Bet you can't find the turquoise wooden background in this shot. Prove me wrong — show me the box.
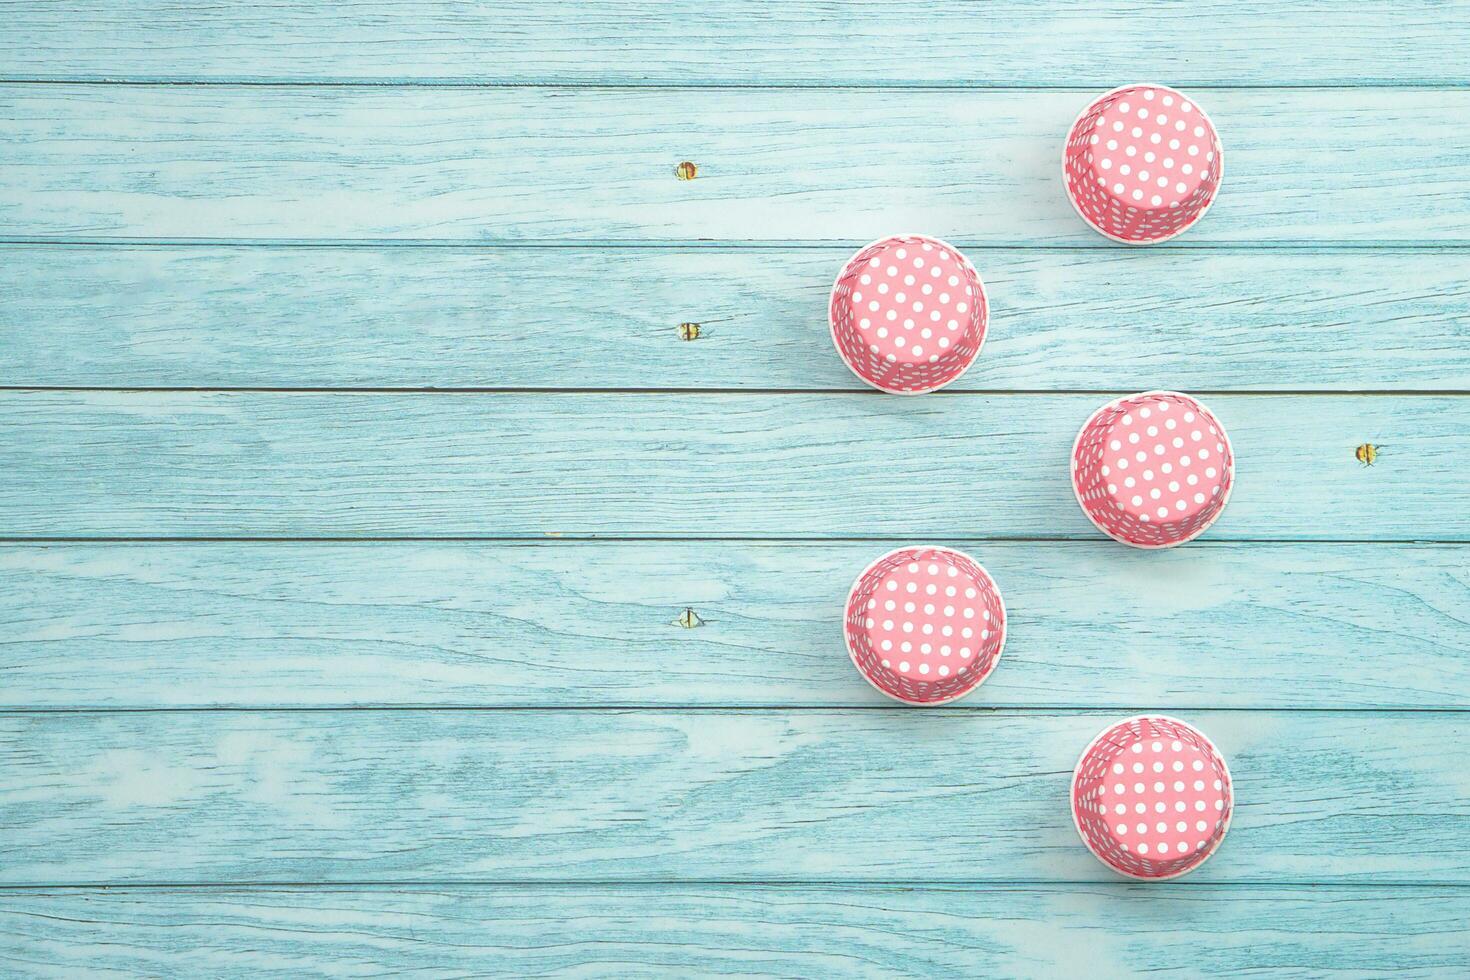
[2,2,1469,975]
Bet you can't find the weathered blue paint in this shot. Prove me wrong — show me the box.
[1,1,1467,86]
[3,709,1469,885]
[2,88,1469,245]
[1,2,1468,974]
[0,392,1464,539]
[3,885,1467,976]
[3,246,1467,391]
[2,542,1465,710]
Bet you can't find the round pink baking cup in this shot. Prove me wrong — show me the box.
[830,235,988,394]
[1063,85,1223,244]
[843,546,1006,705]
[1071,715,1234,880]
[1072,391,1235,548]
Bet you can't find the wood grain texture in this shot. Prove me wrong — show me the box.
[3,1,1469,973]
[5,245,1468,391]
[3,710,1467,885]
[1,391,1464,539]
[3,1,1469,86]
[2,885,1467,978]
[5,87,1470,245]
[3,542,1467,710]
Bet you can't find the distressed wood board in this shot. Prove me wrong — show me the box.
[3,1,1469,974]
[3,88,1469,245]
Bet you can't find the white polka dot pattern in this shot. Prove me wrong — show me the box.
[844,546,1005,704]
[1072,716,1233,879]
[1064,85,1222,243]
[1072,391,1234,548]
[830,235,988,394]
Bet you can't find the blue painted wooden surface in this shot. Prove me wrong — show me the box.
[3,87,1469,245]
[2,2,1469,975]
[4,247,1468,390]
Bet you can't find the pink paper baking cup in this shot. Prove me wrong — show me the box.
[830,235,988,394]
[843,546,1006,705]
[1063,85,1223,243]
[1071,715,1233,880]
[1072,391,1235,548]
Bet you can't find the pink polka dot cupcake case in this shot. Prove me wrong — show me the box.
[1063,85,1223,244]
[1071,715,1234,880]
[1072,391,1235,549]
[843,546,1006,705]
[829,234,988,394]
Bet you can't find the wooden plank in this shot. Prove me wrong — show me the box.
[4,87,1470,245]
[3,2,1468,86]
[2,542,1466,710]
[0,392,1463,539]
[1,709,1465,884]
[5,246,1468,391]
[2,885,1467,977]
